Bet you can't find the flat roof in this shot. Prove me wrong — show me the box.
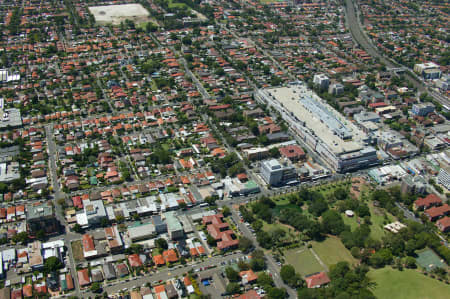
[27,203,53,219]
[165,211,183,232]
[265,86,363,155]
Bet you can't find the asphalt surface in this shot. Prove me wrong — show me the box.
[46,124,83,297]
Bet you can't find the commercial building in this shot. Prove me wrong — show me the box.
[279,144,306,162]
[328,83,344,95]
[223,177,260,197]
[354,111,381,124]
[412,103,435,116]
[0,70,20,82]
[128,223,156,242]
[438,165,450,191]
[76,200,107,228]
[260,159,298,186]
[0,162,20,182]
[255,85,378,173]
[401,175,427,195]
[313,74,330,90]
[164,211,184,240]
[414,62,441,79]
[27,202,59,236]
[242,147,269,161]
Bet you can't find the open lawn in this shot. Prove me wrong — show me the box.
[262,221,297,243]
[311,237,356,267]
[284,248,325,276]
[71,240,85,262]
[368,202,395,240]
[311,180,352,200]
[368,267,450,299]
[341,202,396,241]
[167,0,189,9]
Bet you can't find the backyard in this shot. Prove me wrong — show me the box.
[368,267,450,299]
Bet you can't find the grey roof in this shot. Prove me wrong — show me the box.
[27,203,53,220]
[165,211,183,232]
[103,263,116,280]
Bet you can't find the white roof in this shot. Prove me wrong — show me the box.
[76,213,88,226]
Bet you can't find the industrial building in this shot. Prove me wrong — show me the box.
[255,84,378,173]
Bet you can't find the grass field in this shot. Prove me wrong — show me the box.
[167,0,189,9]
[71,240,85,262]
[369,267,450,299]
[284,248,325,276]
[311,237,356,267]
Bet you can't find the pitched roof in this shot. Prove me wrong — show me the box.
[305,272,330,288]
[153,254,165,266]
[128,254,143,267]
[237,290,261,299]
[77,269,91,286]
[414,194,442,208]
[425,204,450,219]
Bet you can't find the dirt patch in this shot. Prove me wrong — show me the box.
[89,4,151,25]
[350,177,366,199]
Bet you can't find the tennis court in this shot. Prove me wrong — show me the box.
[416,249,446,271]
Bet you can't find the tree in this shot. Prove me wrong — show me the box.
[225,267,240,282]
[333,187,349,201]
[404,256,416,268]
[44,256,63,273]
[156,238,168,250]
[12,231,28,244]
[250,256,266,271]
[238,261,250,271]
[36,229,46,241]
[222,206,231,217]
[321,210,347,235]
[72,223,83,233]
[370,248,393,268]
[226,282,240,294]
[257,272,274,288]
[206,234,217,246]
[100,218,110,227]
[308,198,329,216]
[238,237,253,253]
[91,282,102,293]
[268,287,287,299]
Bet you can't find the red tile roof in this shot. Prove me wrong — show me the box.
[128,254,143,267]
[77,269,91,286]
[82,234,95,252]
[436,216,450,232]
[237,290,261,299]
[163,249,178,263]
[240,270,258,283]
[425,204,450,220]
[414,194,442,209]
[305,272,330,288]
[153,254,165,266]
